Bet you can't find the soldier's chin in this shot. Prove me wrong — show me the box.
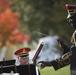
[71,24,73,27]
[71,24,74,27]
[71,24,76,28]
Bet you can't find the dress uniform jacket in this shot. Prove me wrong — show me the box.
[50,30,76,75]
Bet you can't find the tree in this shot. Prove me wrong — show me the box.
[11,0,76,43]
[0,0,30,46]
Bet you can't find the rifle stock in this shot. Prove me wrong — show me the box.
[32,42,44,63]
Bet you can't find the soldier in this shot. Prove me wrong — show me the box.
[14,47,31,65]
[14,47,40,75]
[38,4,76,75]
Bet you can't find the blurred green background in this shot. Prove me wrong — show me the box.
[11,0,75,43]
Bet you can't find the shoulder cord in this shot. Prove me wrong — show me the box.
[71,30,76,46]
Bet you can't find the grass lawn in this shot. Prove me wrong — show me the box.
[39,65,70,75]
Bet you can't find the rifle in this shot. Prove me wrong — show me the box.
[32,42,44,63]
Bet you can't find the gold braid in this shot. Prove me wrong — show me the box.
[71,30,76,46]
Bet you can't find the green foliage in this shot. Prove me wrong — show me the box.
[11,0,76,43]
